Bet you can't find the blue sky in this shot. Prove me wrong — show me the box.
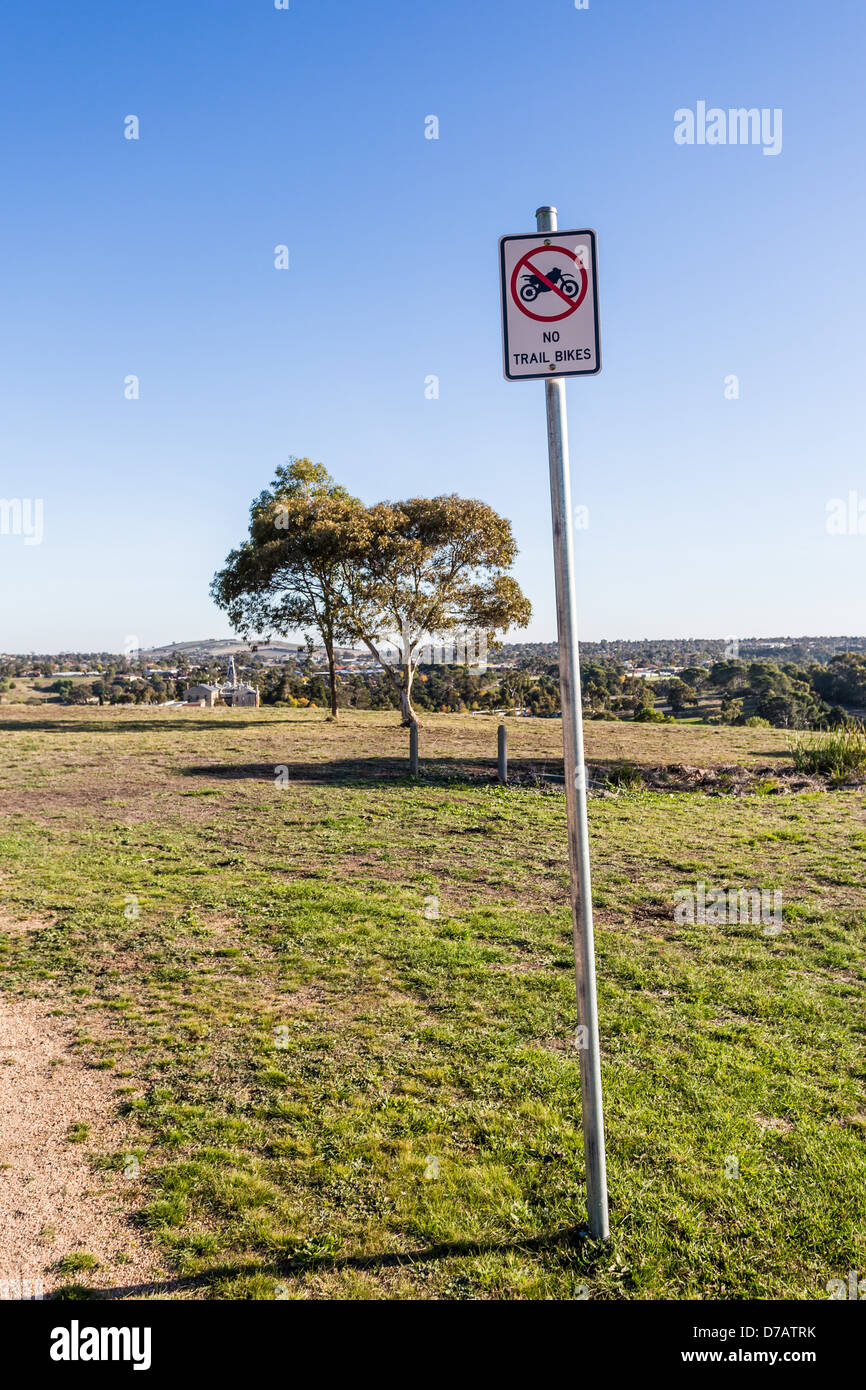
[1,0,863,652]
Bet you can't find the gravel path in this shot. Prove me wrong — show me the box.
[0,990,168,1299]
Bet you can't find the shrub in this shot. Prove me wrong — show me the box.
[604,762,644,790]
[789,724,866,779]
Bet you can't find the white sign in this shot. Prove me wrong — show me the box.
[499,229,600,380]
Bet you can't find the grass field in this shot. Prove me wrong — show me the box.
[0,707,863,1300]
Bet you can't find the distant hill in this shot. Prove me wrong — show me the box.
[141,638,364,663]
[143,638,298,659]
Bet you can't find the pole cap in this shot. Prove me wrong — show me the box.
[535,205,557,218]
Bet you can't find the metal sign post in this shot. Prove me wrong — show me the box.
[499,205,609,1241]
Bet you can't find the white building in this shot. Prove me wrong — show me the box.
[184,659,259,708]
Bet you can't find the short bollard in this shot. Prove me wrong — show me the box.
[497,723,508,785]
[409,721,419,777]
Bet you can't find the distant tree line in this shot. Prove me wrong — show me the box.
[9,650,866,728]
[691,653,864,728]
[251,651,863,727]
[4,638,866,729]
[583,653,863,729]
[48,675,187,706]
[501,637,866,670]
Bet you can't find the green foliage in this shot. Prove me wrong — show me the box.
[664,678,694,712]
[54,1253,99,1274]
[603,761,643,789]
[810,652,866,706]
[211,458,361,718]
[790,725,866,779]
[633,706,674,723]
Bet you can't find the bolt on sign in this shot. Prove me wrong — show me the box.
[499,230,600,380]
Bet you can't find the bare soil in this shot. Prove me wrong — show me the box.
[0,975,169,1299]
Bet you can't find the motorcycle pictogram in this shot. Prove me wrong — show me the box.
[519,265,580,304]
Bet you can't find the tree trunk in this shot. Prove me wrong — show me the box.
[400,662,417,727]
[356,636,416,727]
[325,638,338,718]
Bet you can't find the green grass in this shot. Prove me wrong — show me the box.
[54,1253,100,1274]
[0,707,864,1300]
[790,724,866,780]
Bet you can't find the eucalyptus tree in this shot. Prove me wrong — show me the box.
[335,494,531,726]
[211,457,360,718]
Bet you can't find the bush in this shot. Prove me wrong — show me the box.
[603,761,644,790]
[633,706,675,724]
[789,724,866,779]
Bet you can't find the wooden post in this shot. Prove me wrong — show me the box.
[497,723,508,785]
[409,721,419,777]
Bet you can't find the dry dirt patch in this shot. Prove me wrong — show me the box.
[0,991,168,1299]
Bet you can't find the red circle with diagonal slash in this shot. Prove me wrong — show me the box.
[510,244,588,322]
